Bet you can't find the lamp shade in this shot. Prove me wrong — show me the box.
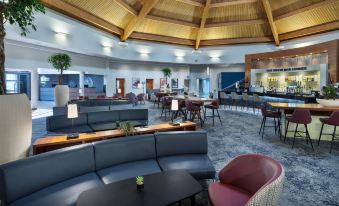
[171,99,179,111]
[67,104,78,119]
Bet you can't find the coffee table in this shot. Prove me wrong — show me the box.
[76,170,203,206]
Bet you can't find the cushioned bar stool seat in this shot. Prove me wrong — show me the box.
[259,103,281,140]
[318,111,339,153]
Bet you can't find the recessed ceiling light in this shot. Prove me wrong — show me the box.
[55,31,69,36]
[118,41,128,48]
[269,58,272,60]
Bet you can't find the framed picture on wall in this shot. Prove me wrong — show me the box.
[132,78,140,89]
[160,78,166,88]
[171,78,178,88]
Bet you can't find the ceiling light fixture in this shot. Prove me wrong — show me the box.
[118,41,128,48]
[55,31,69,36]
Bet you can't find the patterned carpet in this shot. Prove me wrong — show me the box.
[32,102,339,206]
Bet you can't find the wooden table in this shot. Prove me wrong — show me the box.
[156,92,176,108]
[268,102,339,116]
[32,122,196,155]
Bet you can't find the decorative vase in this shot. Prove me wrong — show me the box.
[0,94,32,164]
[54,85,70,107]
[316,99,339,107]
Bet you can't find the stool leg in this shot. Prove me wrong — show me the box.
[278,117,282,140]
[204,107,207,122]
[216,109,222,125]
[284,121,289,142]
[305,125,314,151]
[212,109,215,126]
[292,124,298,148]
[274,118,277,134]
[259,117,265,135]
[262,117,266,139]
[330,126,336,153]
[318,123,324,146]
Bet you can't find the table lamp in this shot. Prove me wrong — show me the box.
[67,104,79,139]
[171,99,179,124]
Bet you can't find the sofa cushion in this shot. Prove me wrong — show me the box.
[155,131,208,157]
[93,134,156,170]
[51,125,93,134]
[46,113,88,132]
[119,109,148,122]
[157,155,215,180]
[96,160,161,184]
[9,173,102,206]
[0,144,95,204]
[89,123,117,132]
[208,182,252,206]
[52,107,67,116]
[87,110,119,125]
[79,106,110,113]
[120,120,148,127]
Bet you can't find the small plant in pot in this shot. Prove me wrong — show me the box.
[48,53,72,107]
[136,176,144,190]
[119,121,136,136]
[316,85,339,107]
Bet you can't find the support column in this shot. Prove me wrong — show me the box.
[105,60,114,97]
[79,72,85,96]
[30,68,39,108]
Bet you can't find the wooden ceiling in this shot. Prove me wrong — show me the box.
[40,0,339,49]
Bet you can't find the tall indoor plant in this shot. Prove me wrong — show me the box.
[48,53,72,106]
[0,0,45,164]
[316,85,339,107]
[162,67,172,92]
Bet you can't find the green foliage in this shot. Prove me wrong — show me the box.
[119,121,136,136]
[136,176,144,185]
[48,53,72,85]
[2,0,45,36]
[162,68,172,79]
[322,86,337,100]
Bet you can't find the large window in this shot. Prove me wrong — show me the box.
[6,73,18,94]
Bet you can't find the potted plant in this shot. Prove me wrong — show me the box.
[119,121,136,136]
[48,53,72,106]
[136,176,144,190]
[162,68,172,92]
[0,0,45,164]
[316,85,339,107]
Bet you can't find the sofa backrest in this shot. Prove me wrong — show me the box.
[155,131,208,157]
[93,134,156,170]
[79,106,110,113]
[87,110,119,124]
[119,109,148,121]
[0,144,95,204]
[46,113,88,131]
[52,106,68,116]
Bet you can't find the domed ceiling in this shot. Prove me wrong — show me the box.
[41,0,339,49]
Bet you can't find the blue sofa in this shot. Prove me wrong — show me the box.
[0,131,215,206]
[46,109,148,133]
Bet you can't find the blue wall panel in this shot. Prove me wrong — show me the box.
[220,72,245,89]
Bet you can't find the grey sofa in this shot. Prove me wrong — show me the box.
[0,131,215,206]
[53,105,129,116]
[46,109,148,134]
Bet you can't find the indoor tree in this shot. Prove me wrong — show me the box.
[162,67,172,86]
[0,0,45,95]
[48,53,72,85]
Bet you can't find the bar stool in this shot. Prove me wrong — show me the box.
[204,100,222,126]
[252,94,261,114]
[186,100,203,127]
[318,111,339,153]
[259,103,281,139]
[284,109,314,151]
[231,92,240,110]
[161,97,172,120]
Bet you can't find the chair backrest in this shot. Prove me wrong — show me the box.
[290,109,312,124]
[242,93,249,101]
[219,154,284,199]
[327,111,339,126]
[253,94,261,102]
[261,103,270,116]
[220,92,227,99]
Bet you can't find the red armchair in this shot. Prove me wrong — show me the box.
[208,154,284,206]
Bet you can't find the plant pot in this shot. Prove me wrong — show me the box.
[54,85,70,107]
[137,183,144,190]
[0,94,32,164]
[316,98,339,107]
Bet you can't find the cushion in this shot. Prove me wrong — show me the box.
[157,155,215,180]
[93,134,156,170]
[0,144,95,204]
[96,160,161,184]
[52,107,67,116]
[9,173,103,206]
[89,123,117,132]
[87,110,119,125]
[79,106,110,113]
[51,125,93,134]
[155,131,208,157]
[208,182,252,206]
[120,120,148,127]
[119,109,148,121]
[46,113,88,131]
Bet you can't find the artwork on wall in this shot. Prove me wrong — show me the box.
[132,78,140,89]
[160,78,166,88]
[171,78,178,88]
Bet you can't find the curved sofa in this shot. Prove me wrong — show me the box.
[0,131,215,206]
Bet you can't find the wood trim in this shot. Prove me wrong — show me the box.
[129,32,195,46]
[274,0,337,21]
[146,15,200,28]
[113,0,138,16]
[205,19,266,28]
[210,0,258,8]
[195,0,212,49]
[40,0,123,35]
[200,36,273,46]
[280,21,339,40]
[262,0,280,45]
[175,0,204,7]
[121,0,159,41]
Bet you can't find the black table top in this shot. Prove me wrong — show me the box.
[76,170,202,206]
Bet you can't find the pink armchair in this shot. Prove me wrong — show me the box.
[208,154,284,206]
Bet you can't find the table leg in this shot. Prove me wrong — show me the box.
[190,195,196,206]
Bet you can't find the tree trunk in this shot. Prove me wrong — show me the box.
[0,6,6,95]
[59,70,63,85]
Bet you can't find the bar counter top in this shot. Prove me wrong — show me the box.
[268,102,339,112]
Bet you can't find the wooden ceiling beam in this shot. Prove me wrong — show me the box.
[40,0,122,35]
[130,32,195,46]
[195,0,211,49]
[210,0,258,8]
[262,0,279,46]
[146,15,200,28]
[280,21,339,41]
[200,36,274,46]
[113,0,138,16]
[121,0,159,41]
[274,0,337,21]
[205,19,266,28]
[175,0,204,7]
